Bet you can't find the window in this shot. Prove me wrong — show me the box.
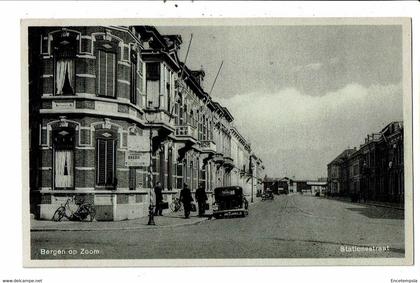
[53,33,77,95]
[189,110,194,126]
[138,58,144,77]
[96,130,117,187]
[137,59,144,93]
[189,160,194,188]
[174,103,180,126]
[166,82,171,111]
[52,127,75,189]
[203,117,208,140]
[130,52,137,105]
[129,167,137,190]
[146,62,160,81]
[179,105,184,126]
[198,113,203,141]
[176,163,183,189]
[167,148,173,190]
[138,58,144,95]
[200,166,206,190]
[96,42,117,98]
[354,164,359,175]
[145,62,160,108]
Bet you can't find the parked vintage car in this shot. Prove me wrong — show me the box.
[212,186,249,218]
[261,189,274,201]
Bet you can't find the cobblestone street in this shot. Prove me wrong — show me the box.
[31,194,404,259]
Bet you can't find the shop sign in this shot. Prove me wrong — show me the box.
[53,101,75,109]
[125,151,149,167]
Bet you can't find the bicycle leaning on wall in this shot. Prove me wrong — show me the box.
[52,196,96,222]
[170,197,183,213]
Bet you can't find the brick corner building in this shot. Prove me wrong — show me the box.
[28,26,265,221]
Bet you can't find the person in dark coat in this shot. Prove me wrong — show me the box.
[195,184,208,217]
[179,183,193,219]
[154,181,163,216]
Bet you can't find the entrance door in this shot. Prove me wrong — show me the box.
[52,127,75,189]
[54,149,74,188]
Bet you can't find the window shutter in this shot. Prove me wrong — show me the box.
[130,60,137,104]
[106,52,116,97]
[129,167,136,190]
[97,50,106,96]
[106,139,115,185]
[97,139,106,185]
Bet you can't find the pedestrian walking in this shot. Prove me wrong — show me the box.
[179,183,193,219]
[154,181,163,216]
[195,184,208,217]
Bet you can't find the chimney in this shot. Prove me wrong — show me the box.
[162,34,183,50]
[191,68,205,86]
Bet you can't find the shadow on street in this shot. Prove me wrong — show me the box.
[345,207,404,220]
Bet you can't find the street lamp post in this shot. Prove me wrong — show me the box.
[146,102,158,225]
[250,161,254,203]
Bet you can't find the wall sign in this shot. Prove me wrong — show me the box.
[125,151,149,167]
[53,101,75,109]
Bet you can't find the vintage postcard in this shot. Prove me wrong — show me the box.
[22,17,413,267]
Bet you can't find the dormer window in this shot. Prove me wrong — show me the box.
[145,62,160,108]
[53,32,77,96]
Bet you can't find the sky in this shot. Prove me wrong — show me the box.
[158,24,404,179]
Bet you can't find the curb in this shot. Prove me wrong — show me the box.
[31,216,211,232]
[323,197,404,211]
[364,202,404,211]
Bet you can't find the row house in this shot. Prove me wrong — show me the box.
[327,149,356,196]
[230,127,253,201]
[327,122,404,203]
[28,25,264,221]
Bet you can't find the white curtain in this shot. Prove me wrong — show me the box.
[55,150,74,188]
[56,59,66,95]
[56,59,74,95]
[66,59,74,91]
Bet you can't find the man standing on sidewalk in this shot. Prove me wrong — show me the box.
[195,184,208,217]
[154,181,163,216]
[180,183,193,219]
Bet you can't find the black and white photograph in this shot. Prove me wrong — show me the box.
[22,18,412,267]
[0,0,417,282]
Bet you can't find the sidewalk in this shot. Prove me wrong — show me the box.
[324,196,404,210]
[31,211,211,232]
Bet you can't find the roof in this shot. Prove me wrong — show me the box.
[134,26,168,50]
[380,121,403,136]
[328,148,356,165]
[306,181,328,186]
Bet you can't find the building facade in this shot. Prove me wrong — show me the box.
[327,149,356,196]
[28,25,264,221]
[327,122,404,203]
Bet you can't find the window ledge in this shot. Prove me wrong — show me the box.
[41,94,145,115]
[34,189,149,195]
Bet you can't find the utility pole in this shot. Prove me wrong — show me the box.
[250,157,254,203]
[147,126,155,225]
[147,102,157,225]
[209,61,224,96]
